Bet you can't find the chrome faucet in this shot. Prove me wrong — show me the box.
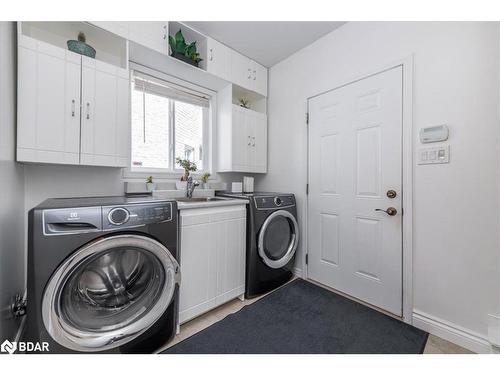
[186,176,199,198]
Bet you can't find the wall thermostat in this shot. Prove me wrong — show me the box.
[420,125,449,143]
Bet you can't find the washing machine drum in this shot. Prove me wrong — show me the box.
[42,234,180,352]
[258,210,299,269]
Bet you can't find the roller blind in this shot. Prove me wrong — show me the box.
[132,71,210,108]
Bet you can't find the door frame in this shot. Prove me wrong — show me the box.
[305,56,414,324]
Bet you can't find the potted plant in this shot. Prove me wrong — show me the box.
[146,176,155,192]
[168,29,203,67]
[239,97,250,109]
[175,157,197,189]
[200,172,211,189]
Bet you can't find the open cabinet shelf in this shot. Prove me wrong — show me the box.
[19,22,128,69]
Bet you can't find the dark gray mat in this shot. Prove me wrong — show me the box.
[164,279,428,354]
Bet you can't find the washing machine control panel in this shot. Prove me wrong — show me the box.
[254,195,295,210]
[103,202,173,230]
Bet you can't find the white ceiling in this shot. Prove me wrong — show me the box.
[184,21,346,67]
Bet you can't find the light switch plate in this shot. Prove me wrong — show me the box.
[418,145,450,165]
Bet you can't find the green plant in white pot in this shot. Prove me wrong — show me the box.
[201,172,211,189]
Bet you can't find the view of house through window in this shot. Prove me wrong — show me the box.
[131,71,209,173]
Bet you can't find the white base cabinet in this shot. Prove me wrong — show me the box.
[179,205,246,324]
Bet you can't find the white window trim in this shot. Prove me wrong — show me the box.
[123,63,217,181]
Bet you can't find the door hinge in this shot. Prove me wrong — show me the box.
[305,254,309,265]
[306,183,309,195]
[306,112,309,125]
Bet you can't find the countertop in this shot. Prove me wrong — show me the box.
[176,197,248,210]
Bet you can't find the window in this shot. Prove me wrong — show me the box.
[130,71,210,174]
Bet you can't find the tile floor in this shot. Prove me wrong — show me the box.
[159,285,473,354]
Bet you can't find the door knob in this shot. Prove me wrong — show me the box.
[375,207,397,216]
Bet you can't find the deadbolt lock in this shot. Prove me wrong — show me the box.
[386,190,397,199]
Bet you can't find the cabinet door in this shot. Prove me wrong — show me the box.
[206,38,230,81]
[253,112,268,173]
[246,110,257,172]
[179,212,217,324]
[81,57,130,167]
[231,105,250,171]
[230,50,252,89]
[128,21,168,54]
[215,210,246,305]
[252,61,268,96]
[17,36,81,164]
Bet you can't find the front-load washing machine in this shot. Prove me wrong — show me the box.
[216,192,299,298]
[24,196,180,353]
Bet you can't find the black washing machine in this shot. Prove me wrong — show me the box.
[24,196,180,353]
[217,192,299,298]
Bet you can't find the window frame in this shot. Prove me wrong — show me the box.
[123,64,216,181]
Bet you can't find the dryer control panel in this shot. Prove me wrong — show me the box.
[102,202,173,230]
[254,195,295,210]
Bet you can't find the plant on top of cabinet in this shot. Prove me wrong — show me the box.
[238,97,250,109]
[176,157,198,181]
[67,32,96,58]
[168,29,203,67]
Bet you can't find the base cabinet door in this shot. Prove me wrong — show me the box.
[179,206,246,324]
[80,57,130,167]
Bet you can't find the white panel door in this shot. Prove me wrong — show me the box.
[17,37,81,164]
[128,22,168,54]
[308,66,403,316]
[81,57,130,167]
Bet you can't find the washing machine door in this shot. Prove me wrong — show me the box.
[42,234,180,352]
[258,210,299,269]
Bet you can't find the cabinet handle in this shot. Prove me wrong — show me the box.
[162,25,167,40]
[247,135,251,146]
[252,136,256,147]
[247,68,252,79]
[253,70,256,81]
[209,48,213,61]
[71,99,75,117]
[86,102,90,120]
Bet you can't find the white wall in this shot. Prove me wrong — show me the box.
[0,22,26,341]
[257,22,499,344]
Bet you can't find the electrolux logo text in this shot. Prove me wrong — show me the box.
[1,339,50,354]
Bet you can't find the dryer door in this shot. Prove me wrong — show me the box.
[258,210,299,269]
[42,234,180,352]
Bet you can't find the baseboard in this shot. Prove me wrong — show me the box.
[413,310,492,353]
[293,267,303,278]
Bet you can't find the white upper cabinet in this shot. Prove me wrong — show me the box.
[218,103,267,173]
[128,22,168,55]
[80,57,130,167]
[229,49,267,96]
[205,38,231,81]
[17,36,82,165]
[17,32,130,167]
